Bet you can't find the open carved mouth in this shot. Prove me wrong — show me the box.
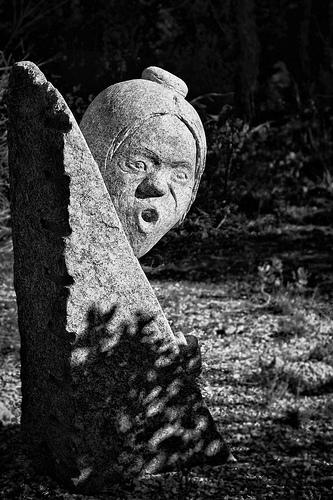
[141,208,159,224]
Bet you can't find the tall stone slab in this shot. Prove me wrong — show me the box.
[8,62,230,493]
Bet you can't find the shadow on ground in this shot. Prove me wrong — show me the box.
[143,224,333,299]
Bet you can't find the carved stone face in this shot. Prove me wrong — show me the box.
[104,115,196,257]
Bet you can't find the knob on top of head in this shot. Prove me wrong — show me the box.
[141,66,188,98]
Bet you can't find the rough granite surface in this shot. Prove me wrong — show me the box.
[8,61,230,494]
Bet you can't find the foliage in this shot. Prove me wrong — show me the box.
[64,84,95,122]
[194,104,249,212]
[258,256,308,309]
[0,0,67,65]
[182,95,333,230]
[231,101,333,217]
[0,52,11,253]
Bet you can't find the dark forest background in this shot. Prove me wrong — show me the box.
[0,0,333,269]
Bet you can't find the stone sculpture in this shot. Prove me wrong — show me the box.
[80,66,206,257]
[8,61,230,494]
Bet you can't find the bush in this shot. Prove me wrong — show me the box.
[232,102,333,216]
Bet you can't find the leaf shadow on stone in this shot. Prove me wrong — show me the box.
[69,303,229,491]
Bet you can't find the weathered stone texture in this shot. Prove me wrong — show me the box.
[8,62,229,493]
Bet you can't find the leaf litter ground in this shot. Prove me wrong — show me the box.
[0,224,333,499]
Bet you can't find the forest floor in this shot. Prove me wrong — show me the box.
[1,211,333,500]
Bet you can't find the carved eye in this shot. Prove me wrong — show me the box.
[122,160,146,174]
[133,161,146,171]
[174,170,188,182]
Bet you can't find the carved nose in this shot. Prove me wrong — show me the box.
[135,173,168,199]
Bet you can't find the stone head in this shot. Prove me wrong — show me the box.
[80,67,206,257]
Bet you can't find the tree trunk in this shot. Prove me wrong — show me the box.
[298,0,312,94]
[234,0,260,123]
[329,0,333,47]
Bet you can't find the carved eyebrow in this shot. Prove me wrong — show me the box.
[130,147,192,171]
[132,147,160,165]
[171,161,192,171]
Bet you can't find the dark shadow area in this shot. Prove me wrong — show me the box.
[0,424,45,497]
[197,371,333,499]
[213,417,333,499]
[62,304,229,493]
[143,223,333,299]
